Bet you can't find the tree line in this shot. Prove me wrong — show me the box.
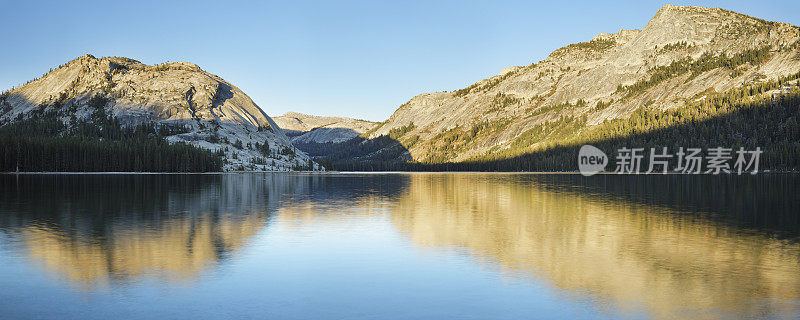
[327,72,800,172]
[0,98,223,172]
[617,46,772,97]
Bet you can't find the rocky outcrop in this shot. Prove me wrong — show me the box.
[0,55,318,171]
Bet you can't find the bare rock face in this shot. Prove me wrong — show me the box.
[0,55,318,171]
[273,112,378,143]
[366,5,800,163]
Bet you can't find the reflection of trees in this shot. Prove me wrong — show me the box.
[0,174,312,290]
[391,174,800,319]
[0,173,408,290]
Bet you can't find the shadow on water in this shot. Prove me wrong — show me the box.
[524,174,800,239]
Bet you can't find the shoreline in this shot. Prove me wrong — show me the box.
[1,170,796,175]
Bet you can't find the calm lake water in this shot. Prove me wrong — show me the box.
[0,173,799,319]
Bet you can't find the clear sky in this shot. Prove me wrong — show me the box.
[2,0,799,121]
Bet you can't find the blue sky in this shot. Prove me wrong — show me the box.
[1,0,799,121]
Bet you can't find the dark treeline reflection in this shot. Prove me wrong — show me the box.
[273,173,409,206]
[0,173,370,289]
[0,173,411,289]
[522,174,800,239]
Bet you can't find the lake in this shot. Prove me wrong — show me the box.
[0,173,798,319]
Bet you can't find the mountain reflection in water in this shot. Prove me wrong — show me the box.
[390,174,800,319]
[0,174,283,289]
[0,173,798,319]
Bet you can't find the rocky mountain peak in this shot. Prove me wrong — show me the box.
[1,55,318,171]
[358,5,800,164]
[281,111,313,120]
[151,61,203,72]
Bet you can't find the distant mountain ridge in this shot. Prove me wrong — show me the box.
[0,55,318,171]
[273,112,378,144]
